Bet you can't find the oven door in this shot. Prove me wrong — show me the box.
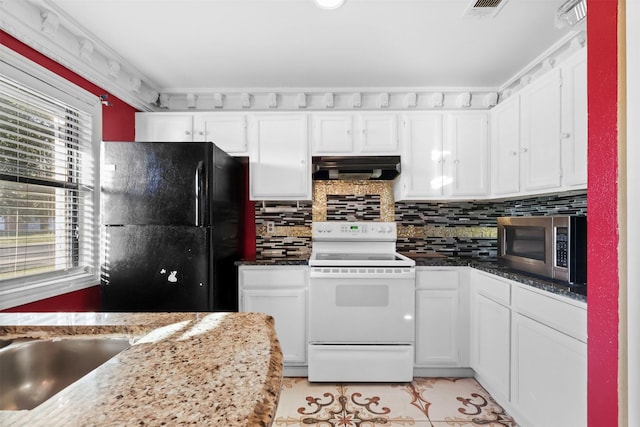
[308,267,415,344]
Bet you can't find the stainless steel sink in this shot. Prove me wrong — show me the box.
[0,338,130,410]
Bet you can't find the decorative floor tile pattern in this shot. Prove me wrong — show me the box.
[274,377,518,427]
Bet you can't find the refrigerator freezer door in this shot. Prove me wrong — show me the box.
[101,142,211,226]
[100,225,212,311]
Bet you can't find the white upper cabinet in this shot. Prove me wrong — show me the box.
[396,112,489,200]
[249,114,311,201]
[135,112,248,155]
[359,113,399,154]
[312,114,355,153]
[135,113,194,142]
[560,49,588,188]
[193,113,248,155]
[311,112,399,155]
[397,113,443,198]
[490,96,521,196]
[444,112,490,196]
[520,67,562,191]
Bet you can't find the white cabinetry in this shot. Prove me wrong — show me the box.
[470,269,587,427]
[135,112,248,155]
[311,112,399,155]
[470,270,511,404]
[249,114,311,200]
[396,112,489,200]
[193,114,248,154]
[415,268,469,368]
[135,113,194,142]
[510,285,587,427]
[560,49,588,188]
[238,265,307,367]
[520,68,563,191]
[490,96,521,196]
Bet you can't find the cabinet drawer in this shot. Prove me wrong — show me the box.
[512,285,586,342]
[239,267,307,288]
[472,271,511,305]
[416,269,459,290]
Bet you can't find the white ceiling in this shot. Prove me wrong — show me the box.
[47,0,573,91]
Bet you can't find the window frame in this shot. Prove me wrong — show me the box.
[0,45,102,310]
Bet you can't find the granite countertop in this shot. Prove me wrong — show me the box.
[0,312,283,426]
[236,253,586,303]
[402,253,587,303]
[235,256,309,266]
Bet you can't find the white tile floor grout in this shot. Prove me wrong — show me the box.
[274,377,518,427]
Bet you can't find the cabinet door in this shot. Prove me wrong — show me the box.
[471,293,511,402]
[399,113,444,198]
[445,112,489,196]
[511,313,587,427]
[416,289,460,366]
[491,96,521,195]
[249,114,310,200]
[561,50,588,188]
[194,113,248,154]
[312,114,354,154]
[135,113,194,142]
[242,288,307,364]
[358,113,399,154]
[520,68,562,191]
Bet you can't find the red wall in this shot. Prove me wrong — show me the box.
[586,1,620,425]
[1,30,138,312]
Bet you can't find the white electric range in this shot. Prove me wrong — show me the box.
[307,221,416,382]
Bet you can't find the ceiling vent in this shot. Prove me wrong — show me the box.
[464,0,508,18]
[556,0,587,29]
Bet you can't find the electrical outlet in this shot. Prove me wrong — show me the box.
[266,221,275,234]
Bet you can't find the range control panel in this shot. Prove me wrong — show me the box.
[312,221,397,240]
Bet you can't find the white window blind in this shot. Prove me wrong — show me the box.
[0,75,95,283]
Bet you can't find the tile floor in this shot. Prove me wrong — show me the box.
[274,377,518,426]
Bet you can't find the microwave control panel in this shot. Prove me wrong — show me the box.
[555,227,569,268]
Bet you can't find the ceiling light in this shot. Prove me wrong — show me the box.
[314,0,345,10]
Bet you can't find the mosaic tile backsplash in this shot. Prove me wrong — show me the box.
[254,182,587,260]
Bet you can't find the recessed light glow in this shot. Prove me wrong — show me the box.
[314,0,345,10]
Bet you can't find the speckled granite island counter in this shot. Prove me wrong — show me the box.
[0,312,283,426]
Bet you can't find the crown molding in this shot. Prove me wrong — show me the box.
[0,0,586,113]
[0,0,159,111]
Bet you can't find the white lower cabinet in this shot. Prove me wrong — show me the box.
[470,269,587,427]
[470,272,511,404]
[415,268,468,368]
[511,312,587,427]
[238,265,307,366]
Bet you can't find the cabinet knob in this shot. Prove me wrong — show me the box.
[561,132,571,139]
[511,151,518,156]
[521,148,528,153]
[185,130,192,135]
[346,129,351,135]
[199,131,206,136]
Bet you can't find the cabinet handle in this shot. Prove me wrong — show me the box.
[561,132,571,139]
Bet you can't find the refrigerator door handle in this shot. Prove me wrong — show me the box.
[195,161,204,227]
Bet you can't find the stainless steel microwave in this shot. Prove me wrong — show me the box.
[497,216,587,284]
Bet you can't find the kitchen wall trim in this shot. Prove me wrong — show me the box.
[1,0,583,113]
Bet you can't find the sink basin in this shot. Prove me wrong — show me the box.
[0,338,130,410]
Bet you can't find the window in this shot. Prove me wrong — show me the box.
[0,48,100,309]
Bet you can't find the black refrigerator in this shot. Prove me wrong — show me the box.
[100,141,242,312]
